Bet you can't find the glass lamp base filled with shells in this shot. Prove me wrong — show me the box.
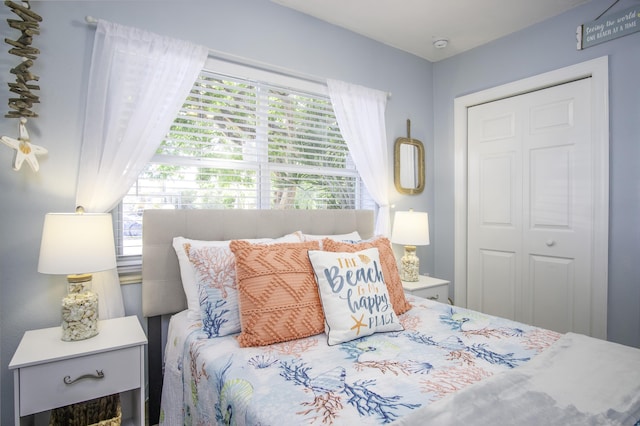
[61,274,99,341]
[400,246,420,282]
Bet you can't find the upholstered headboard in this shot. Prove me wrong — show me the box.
[141,209,375,318]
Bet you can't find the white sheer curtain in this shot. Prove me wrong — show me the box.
[75,20,208,319]
[327,79,391,236]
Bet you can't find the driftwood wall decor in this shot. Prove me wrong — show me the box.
[0,0,47,172]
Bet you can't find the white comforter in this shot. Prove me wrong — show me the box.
[392,332,640,425]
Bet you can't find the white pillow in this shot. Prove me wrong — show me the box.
[308,247,403,345]
[188,243,242,337]
[301,231,361,248]
[172,232,302,320]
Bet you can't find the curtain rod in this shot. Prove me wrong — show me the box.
[83,15,391,98]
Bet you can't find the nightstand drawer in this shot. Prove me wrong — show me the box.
[403,276,451,304]
[409,284,448,302]
[18,346,141,416]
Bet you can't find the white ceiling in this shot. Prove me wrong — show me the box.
[271,0,592,61]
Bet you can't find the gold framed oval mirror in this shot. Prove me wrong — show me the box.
[394,119,425,195]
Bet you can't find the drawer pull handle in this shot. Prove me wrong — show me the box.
[428,295,439,300]
[63,370,104,385]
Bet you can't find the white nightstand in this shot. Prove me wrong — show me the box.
[402,275,451,304]
[9,315,147,426]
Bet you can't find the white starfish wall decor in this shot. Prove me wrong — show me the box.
[1,117,47,172]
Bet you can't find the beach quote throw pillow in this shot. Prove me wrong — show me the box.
[309,247,403,345]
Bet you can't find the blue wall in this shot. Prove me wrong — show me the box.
[1,0,639,423]
[0,1,431,422]
[432,0,640,348]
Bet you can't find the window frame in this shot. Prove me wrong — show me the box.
[114,58,374,275]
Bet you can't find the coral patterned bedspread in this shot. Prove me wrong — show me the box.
[160,295,561,425]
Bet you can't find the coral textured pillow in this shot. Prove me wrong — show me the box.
[308,247,403,345]
[229,240,323,347]
[322,237,412,315]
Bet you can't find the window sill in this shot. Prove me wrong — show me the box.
[117,255,142,285]
[119,271,142,285]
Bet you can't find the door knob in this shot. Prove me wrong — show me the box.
[546,240,556,247]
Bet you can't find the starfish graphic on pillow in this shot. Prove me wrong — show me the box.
[350,313,367,335]
[1,117,47,172]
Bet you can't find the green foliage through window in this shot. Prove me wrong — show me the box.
[117,69,372,256]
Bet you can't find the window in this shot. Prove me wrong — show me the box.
[115,60,374,259]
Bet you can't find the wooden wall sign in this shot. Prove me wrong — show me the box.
[577,4,640,50]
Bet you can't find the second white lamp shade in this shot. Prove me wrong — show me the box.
[391,210,430,247]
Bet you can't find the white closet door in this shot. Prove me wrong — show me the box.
[467,78,595,335]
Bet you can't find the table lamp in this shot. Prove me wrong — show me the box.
[391,209,430,282]
[38,210,117,341]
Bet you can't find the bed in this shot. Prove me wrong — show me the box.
[142,209,640,426]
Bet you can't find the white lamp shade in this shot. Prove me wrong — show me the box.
[38,213,117,275]
[391,210,430,246]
